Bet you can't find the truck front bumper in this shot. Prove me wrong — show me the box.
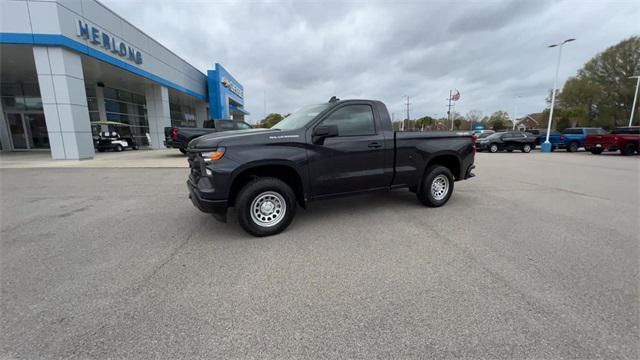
[187,180,228,222]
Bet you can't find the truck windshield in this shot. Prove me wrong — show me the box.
[271,104,330,130]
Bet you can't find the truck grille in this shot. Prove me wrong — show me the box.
[187,152,204,180]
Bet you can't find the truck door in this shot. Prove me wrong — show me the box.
[307,104,387,197]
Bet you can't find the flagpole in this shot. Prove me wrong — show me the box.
[447,90,452,131]
[451,102,456,130]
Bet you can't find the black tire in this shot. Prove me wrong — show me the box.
[522,144,532,153]
[131,143,139,150]
[236,177,297,237]
[621,143,637,156]
[530,144,536,150]
[507,149,513,153]
[590,148,603,155]
[489,143,499,153]
[97,148,105,152]
[115,145,123,152]
[567,141,579,152]
[416,165,455,207]
[179,148,187,155]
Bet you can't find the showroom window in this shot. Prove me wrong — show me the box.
[1,82,42,111]
[170,102,197,127]
[85,87,100,123]
[103,87,150,146]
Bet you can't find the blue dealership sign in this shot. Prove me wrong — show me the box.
[77,19,142,65]
[207,63,247,120]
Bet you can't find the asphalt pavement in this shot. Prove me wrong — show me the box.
[1,151,638,359]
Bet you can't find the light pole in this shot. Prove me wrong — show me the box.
[629,76,640,127]
[542,38,575,153]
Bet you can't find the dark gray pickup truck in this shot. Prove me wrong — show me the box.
[164,120,252,154]
[186,98,476,236]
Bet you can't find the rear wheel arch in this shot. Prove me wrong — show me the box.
[422,153,461,184]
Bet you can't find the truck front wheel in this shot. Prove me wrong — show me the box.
[417,165,455,207]
[236,177,297,237]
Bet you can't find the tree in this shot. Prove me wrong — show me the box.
[258,113,284,128]
[488,111,509,131]
[453,118,462,130]
[465,110,482,123]
[556,36,640,128]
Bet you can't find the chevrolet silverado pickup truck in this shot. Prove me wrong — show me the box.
[585,126,639,155]
[186,98,476,236]
[164,120,252,154]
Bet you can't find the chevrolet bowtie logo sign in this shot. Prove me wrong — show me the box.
[221,77,243,98]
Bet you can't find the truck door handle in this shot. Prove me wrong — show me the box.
[368,142,382,149]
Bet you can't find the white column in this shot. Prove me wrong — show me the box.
[0,101,11,151]
[195,101,208,127]
[145,84,171,149]
[33,46,94,160]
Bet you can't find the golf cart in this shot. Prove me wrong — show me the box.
[91,121,139,152]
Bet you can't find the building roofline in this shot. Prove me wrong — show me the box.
[89,0,206,78]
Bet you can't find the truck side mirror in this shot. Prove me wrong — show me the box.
[313,125,339,144]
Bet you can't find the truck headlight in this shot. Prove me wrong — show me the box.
[201,147,225,162]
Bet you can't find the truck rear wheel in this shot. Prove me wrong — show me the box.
[236,177,297,237]
[590,148,603,155]
[621,143,637,156]
[567,141,579,152]
[417,165,455,207]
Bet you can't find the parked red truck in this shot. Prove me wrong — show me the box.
[584,126,639,155]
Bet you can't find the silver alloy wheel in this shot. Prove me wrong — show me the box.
[250,191,287,227]
[523,144,531,153]
[431,174,450,201]
[490,144,498,153]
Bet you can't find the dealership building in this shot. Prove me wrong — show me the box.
[0,0,248,159]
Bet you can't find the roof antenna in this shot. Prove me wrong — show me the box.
[329,96,339,103]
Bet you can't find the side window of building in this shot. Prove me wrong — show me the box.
[320,105,376,136]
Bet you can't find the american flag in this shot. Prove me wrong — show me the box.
[451,90,461,102]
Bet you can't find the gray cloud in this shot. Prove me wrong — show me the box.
[103,0,640,123]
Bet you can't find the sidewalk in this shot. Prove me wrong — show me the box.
[0,149,188,169]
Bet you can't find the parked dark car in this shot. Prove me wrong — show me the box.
[164,120,252,154]
[561,127,608,152]
[186,98,476,236]
[476,131,537,153]
[584,126,639,155]
[476,132,494,139]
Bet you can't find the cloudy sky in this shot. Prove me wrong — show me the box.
[103,0,639,123]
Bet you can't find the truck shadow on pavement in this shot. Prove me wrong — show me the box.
[198,189,473,240]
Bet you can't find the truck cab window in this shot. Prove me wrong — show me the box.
[320,105,376,136]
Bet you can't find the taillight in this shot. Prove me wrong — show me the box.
[170,128,179,141]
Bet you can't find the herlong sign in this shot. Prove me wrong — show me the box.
[77,19,143,65]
